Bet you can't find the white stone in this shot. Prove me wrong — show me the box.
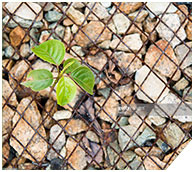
[70,46,85,57]
[59,147,67,158]
[101,2,111,8]
[53,110,72,120]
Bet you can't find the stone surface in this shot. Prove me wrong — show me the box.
[70,46,85,57]
[144,156,166,170]
[145,39,181,80]
[112,13,131,34]
[163,122,185,149]
[129,156,145,170]
[110,33,143,52]
[66,137,87,170]
[128,10,149,22]
[53,110,72,120]
[184,66,192,80]
[183,87,192,102]
[114,2,143,14]
[59,146,67,159]
[134,65,169,103]
[176,5,189,27]
[2,59,14,72]
[135,147,163,157]
[86,131,99,143]
[186,17,192,40]
[37,2,54,11]
[148,109,166,126]
[4,46,19,60]
[5,2,43,21]
[156,14,186,48]
[49,23,65,40]
[175,42,192,69]
[45,11,63,22]
[173,77,189,91]
[39,31,54,43]
[70,2,86,8]
[85,2,109,20]
[20,43,30,57]
[101,2,111,8]
[9,26,29,47]
[10,97,47,162]
[63,18,73,26]
[75,21,112,47]
[2,142,10,166]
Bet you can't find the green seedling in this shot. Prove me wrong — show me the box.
[21,39,95,106]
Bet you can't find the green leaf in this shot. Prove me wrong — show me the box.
[31,39,65,66]
[63,58,81,74]
[21,69,53,91]
[56,76,77,106]
[71,66,95,95]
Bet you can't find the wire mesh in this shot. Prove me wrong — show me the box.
[2,2,192,170]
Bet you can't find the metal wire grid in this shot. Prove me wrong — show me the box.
[2,2,192,170]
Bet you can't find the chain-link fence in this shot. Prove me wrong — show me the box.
[2,2,192,170]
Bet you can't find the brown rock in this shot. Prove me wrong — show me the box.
[128,10,149,22]
[63,18,73,26]
[145,39,181,81]
[114,2,143,14]
[144,156,166,170]
[75,21,112,47]
[186,16,192,41]
[176,5,189,27]
[2,59,14,72]
[10,97,47,162]
[127,22,142,35]
[162,152,178,167]
[9,26,29,47]
[2,142,10,166]
[18,163,36,170]
[135,147,163,157]
[176,139,191,154]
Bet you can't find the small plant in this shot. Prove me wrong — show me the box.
[21,39,95,106]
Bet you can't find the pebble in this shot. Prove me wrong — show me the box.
[85,2,109,20]
[20,43,30,57]
[129,156,145,170]
[186,17,192,40]
[71,24,78,34]
[63,26,71,44]
[66,137,87,170]
[86,131,99,143]
[39,31,53,43]
[37,2,54,11]
[148,109,166,126]
[146,2,177,18]
[110,33,143,52]
[162,152,178,167]
[145,39,181,80]
[75,21,112,47]
[49,23,65,40]
[143,156,166,170]
[156,14,186,48]
[175,42,192,69]
[128,10,149,22]
[3,15,43,28]
[98,40,111,49]
[29,28,39,51]
[53,110,72,120]
[163,122,185,149]
[9,26,29,47]
[135,147,163,157]
[45,11,63,22]
[63,18,73,26]
[5,2,43,21]
[112,116,129,129]
[173,77,189,91]
[101,2,111,8]
[135,65,169,103]
[70,46,85,57]
[10,97,47,161]
[112,13,131,34]
[4,46,20,60]
[70,2,86,9]
[50,158,64,170]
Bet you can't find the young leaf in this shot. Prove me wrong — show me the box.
[21,69,53,91]
[31,39,65,66]
[56,76,77,106]
[63,58,81,74]
[71,66,95,95]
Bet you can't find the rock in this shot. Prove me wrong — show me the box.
[10,97,47,162]
[64,6,85,25]
[59,146,67,158]
[134,65,169,103]
[129,156,145,170]
[173,77,189,91]
[110,33,143,52]
[85,2,109,20]
[112,117,129,129]
[183,87,192,102]
[50,158,64,170]
[39,31,54,43]
[70,46,85,57]
[176,139,191,154]
[145,39,181,80]
[184,66,192,80]
[128,10,149,22]
[59,119,88,135]
[37,2,54,11]
[66,137,87,170]
[5,2,43,21]
[156,14,186,48]
[20,43,30,57]
[156,139,170,153]
[53,110,72,120]
[162,152,177,167]
[175,42,192,69]
[148,109,166,126]
[4,46,20,60]
[18,163,36,170]
[42,99,57,129]
[63,26,71,44]
[70,2,86,8]
[135,147,163,157]
[75,21,112,47]
[2,59,14,72]
[146,2,177,18]
[49,23,65,40]
[114,52,142,75]
[112,13,131,34]
[3,15,43,28]
[95,96,119,123]
[144,17,157,33]
[176,5,189,27]
[114,2,143,14]
[163,122,185,149]
[71,24,78,34]
[186,17,192,40]
[128,114,143,129]
[98,40,111,49]
[144,156,166,170]
[29,28,39,51]
[63,18,73,26]
[116,151,136,169]
[86,131,99,143]
[101,2,111,8]
[9,26,29,47]
[45,11,63,22]
[86,51,107,71]
[2,142,10,166]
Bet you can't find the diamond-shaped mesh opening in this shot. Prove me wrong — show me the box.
[2,2,192,170]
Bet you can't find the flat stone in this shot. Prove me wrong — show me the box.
[45,11,63,22]
[85,2,109,20]
[135,65,169,103]
[63,26,71,44]
[146,2,177,18]
[10,97,47,162]
[156,14,186,48]
[5,2,43,21]
[110,33,143,52]
[175,42,192,69]
[186,17,192,40]
[53,110,72,120]
[4,46,20,60]
[20,43,30,57]
[70,46,85,57]
[86,131,99,143]
[75,21,112,47]
[112,13,131,34]
[162,152,178,167]
[128,10,149,22]
[144,156,166,170]
[66,137,87,170]
[145,39,181,80]
[135,147,163,157]
[156,139,170,153]
[114,2,143,14]
[163,122,185,149]
[173,77,189,91]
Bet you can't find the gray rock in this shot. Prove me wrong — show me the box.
[112,117,129,129]
[4,46,19,60]
[45,11,63,22]
[20,43,30,57]
[86,131,99,143]
[156,139,170,153]
[49,23,65,39]
[129,157,145,170]
[29,28,39,52]
[148,110,166,126]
